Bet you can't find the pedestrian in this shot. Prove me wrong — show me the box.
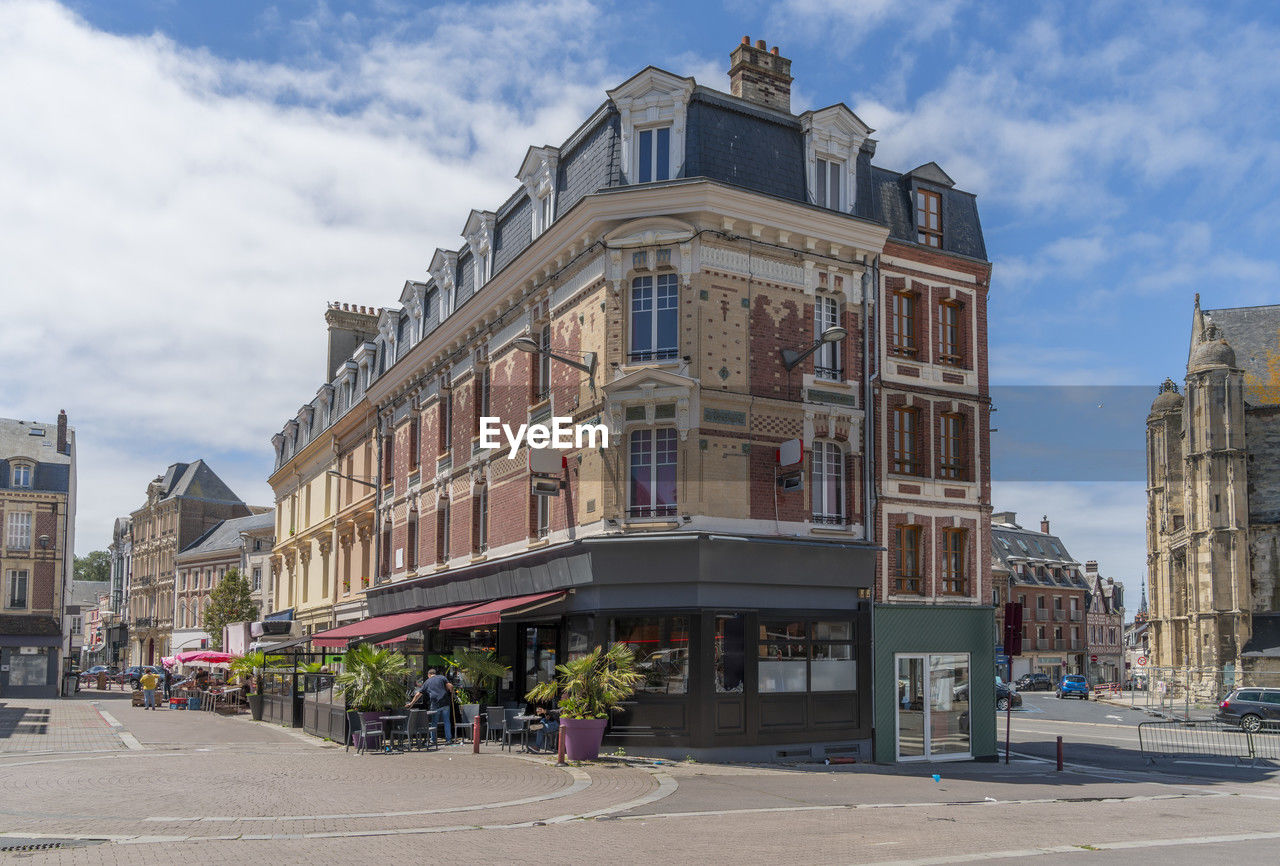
[139,669,158,710]
[405,668,454,745]
[162,666,172,703]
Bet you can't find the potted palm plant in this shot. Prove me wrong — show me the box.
[231,650,271,720]
[526,643,644,761]
[335,644,409,714]
[445,649,511,728]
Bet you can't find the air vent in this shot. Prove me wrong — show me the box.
[774,747,812,759]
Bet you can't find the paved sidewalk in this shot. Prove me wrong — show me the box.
[0,697,124,753]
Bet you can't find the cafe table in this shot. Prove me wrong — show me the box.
[380,715,408,753]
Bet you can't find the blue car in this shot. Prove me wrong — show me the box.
[1056,674,1091,700]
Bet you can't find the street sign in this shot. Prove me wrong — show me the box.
[1137,655,1147,667]
[1090,654,1098,663]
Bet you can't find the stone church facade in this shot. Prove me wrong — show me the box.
[1146,296,1280,680]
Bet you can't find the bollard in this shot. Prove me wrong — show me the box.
[1056,735,1063,771]
[473,714,482,754]
[556,722,566,766]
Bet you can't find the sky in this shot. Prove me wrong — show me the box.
[4,0,1280,612]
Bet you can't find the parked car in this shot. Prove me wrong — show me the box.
[1216,688,1280,733]
[1056,674,1091,700]
[953,679,1022,711]
[1016,673,1053,692]
[82,665,114,677]
[118,665,164,689]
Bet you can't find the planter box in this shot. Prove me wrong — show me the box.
[561,717,607,761]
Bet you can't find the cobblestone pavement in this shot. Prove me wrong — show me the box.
[5,693,1280,864]
[0,697,124,753]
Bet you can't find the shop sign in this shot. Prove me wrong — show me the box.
[19,646,39,655]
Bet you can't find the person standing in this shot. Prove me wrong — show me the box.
[162,666,172,703]
[406,668,454,745]
[139,669,158,710]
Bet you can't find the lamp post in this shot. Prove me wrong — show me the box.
[779,326,847,399]
[511,335,598,379]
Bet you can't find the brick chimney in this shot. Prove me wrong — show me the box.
[324,302,380,380]
[56,409,68,455]
[1041,515,1050,534]
[729,37,793,113]
[1085,561,1098,574]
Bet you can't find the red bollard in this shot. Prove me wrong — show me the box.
[473,715,482,754]
[556,722,566,766]
[1056,735,1063,771]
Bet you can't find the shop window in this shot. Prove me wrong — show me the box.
[611,615,688,694]
[758,621,808,693]
[715,614,746,693]
[810,621,856,692]
[628,428,677,517]
[629,274,679,363]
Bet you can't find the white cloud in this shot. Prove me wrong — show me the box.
[0,0,622,552]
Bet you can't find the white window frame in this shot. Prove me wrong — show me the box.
[475,486,489,554]
[6,569,28,609]
[636,124,672,184]
[628,427,678,518]
[894,652,973,762]
[629,274,679,363]
[801,105,869,216]
[815,156,844,210]
[534,324,552,401]
[811,441,845,525]
[7,511,32,549]
[519,146,559,238]
[536,492,550,539]
[814,295,841,380]
[608,67,692,185]
[10,461,32,488]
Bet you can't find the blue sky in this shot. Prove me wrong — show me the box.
[5,1,1280,606]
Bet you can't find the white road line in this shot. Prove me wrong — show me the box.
[97,709,123,728]
[119,733,145,751]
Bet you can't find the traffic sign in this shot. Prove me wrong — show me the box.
[1137,655,1147,667]
[1090,654,1098,663]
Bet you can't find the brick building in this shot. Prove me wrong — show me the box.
[1085,566,1125,685]
[0,412,76,697]
[991,512,1090,684]
[125,461,250,665]
[277,38,994,761]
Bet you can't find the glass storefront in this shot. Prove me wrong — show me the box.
[611,615,689,695]
[7,650,48,687]
[895,653,971,761]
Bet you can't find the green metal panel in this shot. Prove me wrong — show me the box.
[872,605,997,763]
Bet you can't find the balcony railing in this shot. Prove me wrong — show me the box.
[1052,610,1066,621]
[1070,640,1083,650]
[1036,638,1049,650]
[134,617,153,628]
[1035,609,1049,621]
[1069,610,1082,621]
[1053,639,1066,650]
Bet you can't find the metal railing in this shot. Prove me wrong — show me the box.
[1036,609,1049,621]
[1053,610,1066,621]
[1138,719,1280,765]
[1106,665,1280,720]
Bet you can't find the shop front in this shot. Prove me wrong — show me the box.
[0,617,63,698]
[872,605,997,763]
[361,533,876,762]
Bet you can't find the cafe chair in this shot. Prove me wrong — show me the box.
[502,708,529,752]
[406,709,434,750]
[485,706,506,744]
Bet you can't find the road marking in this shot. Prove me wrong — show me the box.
[119,733,145,751]
[96,709,123,728]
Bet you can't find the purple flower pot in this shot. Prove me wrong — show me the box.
[561,717,608,761]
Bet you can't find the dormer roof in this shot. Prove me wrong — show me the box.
[906,161,955,188]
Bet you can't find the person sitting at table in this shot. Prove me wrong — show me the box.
[523,698,559,753]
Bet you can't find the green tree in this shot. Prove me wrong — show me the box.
[201,568,258,651]
[73,550,110,582]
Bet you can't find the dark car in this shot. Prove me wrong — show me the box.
[118,665,164,689]
[1216,688,1280,733]
[1017,673,1053,692]
[954,679,1022,711]
[82,665,114,676]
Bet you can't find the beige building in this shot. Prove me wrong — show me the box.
[268,303,381,634]
[172,511,273,652]
[1146,297,1280,680]
[126,462,250,665]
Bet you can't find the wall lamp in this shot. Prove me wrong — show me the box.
[512,335,598,378]
[779,326,848,371]
[327,470,378,490]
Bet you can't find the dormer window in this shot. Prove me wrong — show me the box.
[539,193,553,234]
[10,462,32,489]
[518,146,560,238]
[637,126,671,183]
[815,157,843,210]
[916,189,942,247]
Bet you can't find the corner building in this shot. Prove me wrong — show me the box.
[289,39,993,761]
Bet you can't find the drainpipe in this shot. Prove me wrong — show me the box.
[862,255,880,545]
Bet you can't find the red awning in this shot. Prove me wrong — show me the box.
[310,604,479,648]
[437,591,565,631]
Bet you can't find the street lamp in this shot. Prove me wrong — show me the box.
[326,470,378,489]
[512,334,598,378]
[779,326,848,371]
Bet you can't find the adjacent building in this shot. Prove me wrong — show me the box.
[1085,567,1125,685]
[64,579,101,667]
[274,38,994,762]
[172,511,274,653]
[1146,298,1280,680]
[268,302,381,634]
[0,411,76,697]
[125,461,250,664]
[991,513,1090,684]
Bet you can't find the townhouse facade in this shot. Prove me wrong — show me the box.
[992,513,1090,684]
[172,511,274,652]
[0,411,76,698]
[1085,567,1125,684]
[272,38,995,761]
[104,516,132,666]
[125,461,250,665]
[268,303,381,635]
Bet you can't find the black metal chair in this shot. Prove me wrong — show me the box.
[406,709,434,750]
[345,710,384,754]
[486,706,506,744]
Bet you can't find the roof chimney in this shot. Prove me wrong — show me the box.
[1040,515,1050,534]
[324,302,380,381]
[991,511,1017,527]
[1085,560,1098,574]
[729,36,793,113]
[56,409,68,455]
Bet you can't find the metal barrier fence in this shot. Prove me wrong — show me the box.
[1122,666,1280,720]
[1138,720,1280,764]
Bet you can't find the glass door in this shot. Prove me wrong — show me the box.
[896,653,971,761]
[522,625,559,697]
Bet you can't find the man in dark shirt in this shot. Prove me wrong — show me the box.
[407,668,454,745]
